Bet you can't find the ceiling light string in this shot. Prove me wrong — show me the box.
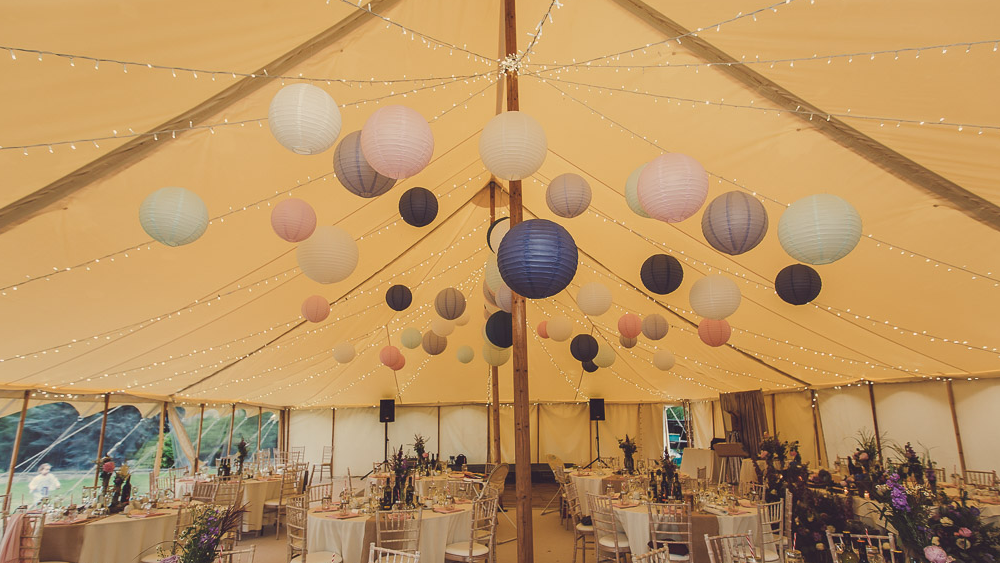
[519,0,564,63]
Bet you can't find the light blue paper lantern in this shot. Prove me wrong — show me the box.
[778,194,862,265]
[139,187,209,247]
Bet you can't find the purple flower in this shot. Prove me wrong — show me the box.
[924,546,949,563]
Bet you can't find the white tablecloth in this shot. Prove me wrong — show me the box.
[242,478,282,532]
[679,449,715,481]
[615,504,760,558]
[569,471,620,516]
[414,475,453,498]
[77,510,178,563]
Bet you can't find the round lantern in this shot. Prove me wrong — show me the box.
[620,335,638,348]
[547,316,572,342]
[332,131,396,198]
[482,342,511,366]
[360,105,434,179]
[577,282,612,316]
[422,331,448,355]
[385,284,413,311]
[268,83,342,155]
[689,275,742,320]
[497,219,578,299]
[546,173,592,218]
[570,334,599,362]
[625,164,651,218]
[271,198,317,243]
[642,314,669,340]
[701,191,768,255]
[380,345,403,368]
[775,264,822,305]
[537,321,549,339]
[399,187,438,227]
[637,153,709,223]
[400,327,422,349]
[488,218,510,252]
[698,319,732,347]
[430,318,455,337]
[301,295,329,323]
[483,281,498,307]
[778,194,862,265]
[618,313,642,339]
[478,111,547,181]
[582,361,599,373]
[495,285,513,313]
[456,345,475,364]
[594,344,616,368]
[653,349,676,371]
[333,342,355,363]
[435,288,467,320]
[296,225,358,284]
[139,187,209,247]
[486,311,513,348]
[485,255,504,294]
[391,355,406,371]
[640,254,684,295]
[455,313,470,327]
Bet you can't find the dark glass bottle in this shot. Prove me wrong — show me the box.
[841,532,860,563]
[380,484,393,510]
[660,470,669,502]
[649,471,657,500]
[857,539,870,563]
[405,476,415,507]
[672,474,682,499]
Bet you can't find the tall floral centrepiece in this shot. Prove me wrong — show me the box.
[172,503,245,563]
[413,434,428,471]
[618,434,637,474]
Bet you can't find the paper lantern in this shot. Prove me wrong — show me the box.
[547,316,572,342]
[422,331,448,355]
[333,342,355,363]
[546,173,592,218]
[296,226,358,284]
[640,254,684,295]
[483,280,497,307]
[434,288,466,320]
[653,349,676,371]
[456,345,475,364]
[778,194,862,265]
[701,191,768,255]
[391,356,406,371]
[431,318,455,337]
[485,255,504,293]
[268,83,342,155]
[620,335,638,348]
[775,264,822,305]
[698,319,732,347]
[582,361,599,373]
[594,344,616,368]
[271,198,316,242]
[486,311,513,348]
[139,187,209,247]
[380,345,403,368]
[360,105,433,179]
[301,295,329,323]
[479,111,547,181]
[576,282,612,316]
[642,314,669,340]
[482,343,511,366]
[570,334,599,362]
[497,219,578,299]
[332,130,396,198]
[455,314,470,327]
[637,153,709,223]
[385,285,413,311]
[496,285,513,313]
[487,217,510,252]
[689,275,742,320]
[399,187,438,227]
[625,164,651,218]
[618,313,642,339]
[400,327,422,349]
[537,321,549,339]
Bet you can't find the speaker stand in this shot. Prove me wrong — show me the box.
[384,422,390,463]
[583,420,610,470]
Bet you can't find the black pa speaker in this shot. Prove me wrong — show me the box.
[379,399,395,423]
[589,398,605,421]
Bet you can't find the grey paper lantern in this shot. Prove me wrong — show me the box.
[620,335,638,349]
[546,173,592,218]
[422,331,448,355]
[642,314,669,340]
[701,191,768,255]
[333,131,397,198]
[435,287,467,320]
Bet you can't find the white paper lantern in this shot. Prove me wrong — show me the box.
[479,111,547,181]
[488,218,510,252]
[625,164,651,218]
[653,349,676,371]
[547,316,573,342]
[400,327,422,349]
[485,255,504,293]
[431,318,455,337]
[456,345,475,364]
[268,83,342,155]
[296,226,359,284]
[546,173,592,218]
[455,313,470,327]
[637,153,709,223]
[139,187,209,247]
[594,343,616,368]
[361,105,434,179]
[577,282,612,316]
[642,314,669,340]
[778,194,863,265]
[333,342,355,363]
[482,342,511,366]
[496,285,513,313]
[483,280,497,307]
[689,275,742,320]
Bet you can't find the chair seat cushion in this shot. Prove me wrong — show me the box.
[598,535,630,549]
[445,541,490,557]
[263,498,285,507]
[290,551,341,563]
[576,522,594,534]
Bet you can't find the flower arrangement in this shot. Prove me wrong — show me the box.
[96,454,115,495]
[847,430,886,496]
[389,445,408,480]
[618,435,637,474]
[236,438,248,474]
[660,448,678,482]
[757,433,794,466]
[923,495,1000,563]
[173,503,245,563]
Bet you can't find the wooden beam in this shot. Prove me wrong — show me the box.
[945,380,967,475]
[436,406,442,458]
[4,390,31,500]
[153,401,167,482]
[770,394,777,436]
[227,404,236,457]
[331,408,337,470]
[194,404,205,473]
[93,393,111,486]
[0,0,403,234]
[257,406,263,452]
[867,383,883,463]
[810,390,824,467]
[610,0,1000,232]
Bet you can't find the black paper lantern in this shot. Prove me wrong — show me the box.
[775,264,822,305]
[399,187,438,227]
[582,360,598,373]
[640,254,684,295]
[385,284,412,311]
[570,334,599,362]
[485,311,513,348]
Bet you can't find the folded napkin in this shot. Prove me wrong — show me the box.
[702,506,728,516]
[462,478,483,483]
[433,506,462,514]
[128,512,167,519]
[454,498,473,505]
[738,499,753,508]
[612,501,639,509]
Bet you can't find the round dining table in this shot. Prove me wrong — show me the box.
[569,470,625,516]
[39,508,179,563]
[614,502,760,562]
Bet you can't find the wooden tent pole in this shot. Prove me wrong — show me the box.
[194,404,205,473]
[227,404,236,456]
[93,393,111,486]
[257,407,263,452]
[4,390,31,500]
[867,383,884,462]
[489,182,502,465]
[331,408,337,468]
[946,380,967,475]
[770,394,777,436]
[153,401,167,482]
[810,390,823,467]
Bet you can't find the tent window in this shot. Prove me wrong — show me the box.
[664,405,688,463]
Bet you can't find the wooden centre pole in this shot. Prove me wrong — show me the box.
[945,380,967,475]
[489,182,503,465]
[194,404,205,473]
[153,401,167,481]
[257,406,263,452]
[227,404,236,456]
[4,390,31,499]
[867,383,883,463]
[93,393,111,486]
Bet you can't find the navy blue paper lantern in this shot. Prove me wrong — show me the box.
[775,264,822,305]
[486,311,513,348]
[497,219,578,299]
[582,360,598,373]
[640,254,683,295]
[385,284,412,311]
[570,334,599,362]
[399,187,438,227]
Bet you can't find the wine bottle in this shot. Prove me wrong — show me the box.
[380,484,393,510]
[840,532,860,563]
[672,474,682,500]
[660,470,669,502]
[405,476,415,507]
[857,539,870,563]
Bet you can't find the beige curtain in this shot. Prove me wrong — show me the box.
[719,390,767,457]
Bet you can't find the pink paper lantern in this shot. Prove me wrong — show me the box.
[300,295,329,323]
[618,313,642,339]
[698,318,732,347]
[537,321,549,339]
[391,355,406,371]
[270,198,317,242]
[380,345,403,369]
[637,154,709,223]
[360,105,434,179]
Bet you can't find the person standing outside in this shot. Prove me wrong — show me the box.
[28,463,61,505]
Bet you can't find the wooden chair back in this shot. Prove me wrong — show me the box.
[447,480,476,500]
[826,531,897,563]
[564,482,584,523]
[216,545,256,563]
[756,499,784,560]
[965,469,998,487]
[18,512,45,563]
[285,495,308,561]
[376,507,423,553]
[589,494,628,555]
[634,545,671,563]
[451,496,499,559]
[369,544,421,563]
[308,482,334,506]
[155,470,176,496]
[482,463,508,497]
[705,533,758,563]
[191,481,217,503]
[648,502,692,556]
[213,479,244,508]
